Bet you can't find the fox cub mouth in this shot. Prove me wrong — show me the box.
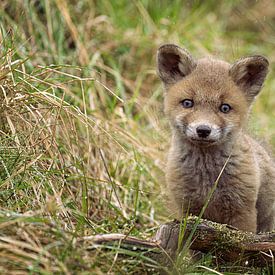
[190,137,216,145]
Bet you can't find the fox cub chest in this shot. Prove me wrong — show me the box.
[169,149,249,221]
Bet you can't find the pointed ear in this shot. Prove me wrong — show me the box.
[229,55,269,102]
[157,44,196,86]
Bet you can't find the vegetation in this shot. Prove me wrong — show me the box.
[0,1,274,274]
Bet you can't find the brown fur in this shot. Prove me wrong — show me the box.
[157,44,275,233]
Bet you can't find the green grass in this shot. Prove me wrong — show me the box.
[0,1,275,274]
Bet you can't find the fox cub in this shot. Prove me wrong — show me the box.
[157,44,275,233]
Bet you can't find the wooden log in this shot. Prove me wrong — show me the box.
[153,218,275,267]
[82,217,275,267]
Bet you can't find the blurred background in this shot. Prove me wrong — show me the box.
[0,1,274,273]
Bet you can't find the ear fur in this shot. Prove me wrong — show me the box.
[229,55,269,102]
[157,44,196,86]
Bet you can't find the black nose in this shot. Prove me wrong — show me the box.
[196,125,211,138]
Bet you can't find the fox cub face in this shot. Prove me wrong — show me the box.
[157,44,269,146]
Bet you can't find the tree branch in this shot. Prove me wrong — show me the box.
[82,217,275,267]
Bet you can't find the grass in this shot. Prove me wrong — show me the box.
[0,0,275,274]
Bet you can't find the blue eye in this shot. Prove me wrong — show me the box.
[180,99,194,108]
[220,104,231,113]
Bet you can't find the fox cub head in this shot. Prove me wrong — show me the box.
[157,44,269,146]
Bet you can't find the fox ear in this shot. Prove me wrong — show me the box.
[229,55,269,102]
[157,44,196,85]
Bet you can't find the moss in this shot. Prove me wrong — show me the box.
[185,216,255,250]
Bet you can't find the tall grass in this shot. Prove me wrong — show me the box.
[0,1,274,273]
